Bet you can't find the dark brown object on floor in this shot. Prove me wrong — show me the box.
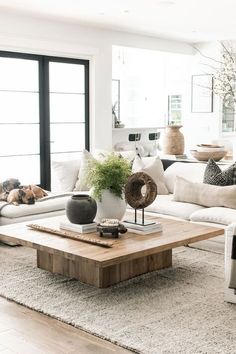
[125,172,157,209]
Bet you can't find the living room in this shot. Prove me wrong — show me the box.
[0,1,236,353]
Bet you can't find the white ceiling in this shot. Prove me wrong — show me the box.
[0,0,236,43]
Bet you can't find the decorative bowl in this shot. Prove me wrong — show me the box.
[196,144,225,152]
[190,150,227,162]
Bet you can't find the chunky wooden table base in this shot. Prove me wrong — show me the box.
[0,213,223,288]
[37,249,172,288]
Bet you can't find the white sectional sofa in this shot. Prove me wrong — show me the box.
[0,155,235,303]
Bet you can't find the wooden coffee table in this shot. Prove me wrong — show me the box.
[0,213,223,288]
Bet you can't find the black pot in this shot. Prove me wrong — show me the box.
[66,194,97,224]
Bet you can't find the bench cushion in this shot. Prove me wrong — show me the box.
[0,193,73,220]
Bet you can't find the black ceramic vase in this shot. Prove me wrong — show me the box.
[66,194,97,224]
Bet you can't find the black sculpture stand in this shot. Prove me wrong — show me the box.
[124,208,155,227]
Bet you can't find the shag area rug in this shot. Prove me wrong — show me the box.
[0,244,235,354]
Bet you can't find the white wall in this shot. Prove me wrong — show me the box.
[0,10,193,151]
[184,41,236,157]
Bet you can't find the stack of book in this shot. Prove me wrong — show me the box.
[122,221,163,235]
[60,221,97,234]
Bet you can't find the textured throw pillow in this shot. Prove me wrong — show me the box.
[203,159,236,186]
[173,176,236,209]
[51,159,81,192]
[132,156,169,195]
[74,149,95,191]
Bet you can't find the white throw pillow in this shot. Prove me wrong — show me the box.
[51,159,80,192]
[132,156,169,195]
[164,162,207,193]
[74,149,95,191]
[173,176,236,209]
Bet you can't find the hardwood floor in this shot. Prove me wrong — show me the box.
[0,297,131,354]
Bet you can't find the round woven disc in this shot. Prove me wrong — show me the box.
[124,172,157,209]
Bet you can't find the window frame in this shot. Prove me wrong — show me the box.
[0,51,89,190]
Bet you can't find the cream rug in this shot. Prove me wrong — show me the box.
[0,244,235,354]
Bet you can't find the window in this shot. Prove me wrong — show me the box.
[0,51,89,189]
[222,96,235,132]
[168,95,182,125]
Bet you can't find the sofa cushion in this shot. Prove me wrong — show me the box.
[203,159,236,186]
[0,193,73,219]
[144,194,205,220]
[164,162,206,193]
[51,159,80,192]
[132,156,168,195]
[74,149,95,191]
[173,176,236,209]
[190,207,236,226]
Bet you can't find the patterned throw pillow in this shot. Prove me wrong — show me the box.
[203,159,236,186]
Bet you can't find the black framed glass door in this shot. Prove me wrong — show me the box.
[0,51,89,190]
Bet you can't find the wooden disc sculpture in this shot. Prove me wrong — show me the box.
[124,172,157,209]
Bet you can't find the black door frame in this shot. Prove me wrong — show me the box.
[0,50,89,190]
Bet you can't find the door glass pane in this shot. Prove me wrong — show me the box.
[50,123,85,153]
[0,56,40,185]
[0,58,38,91]
[51,151,82,162]
[50,93,85,122]
[49,60,87,173]
[0,155,40,184]
[0,92,39,123]
[49,62,85,93]
[0,124,39,156]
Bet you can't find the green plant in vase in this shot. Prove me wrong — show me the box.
[87,154,132,221]
[87,153,132,200]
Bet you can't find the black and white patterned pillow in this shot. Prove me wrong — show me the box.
[203,159,236,186]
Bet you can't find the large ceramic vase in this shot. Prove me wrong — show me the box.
[95,189,126,223]
[66,194,97,224]
[163,125,185,155]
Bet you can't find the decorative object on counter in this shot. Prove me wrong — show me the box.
[163,125,185,155]
[124,172,157,227]
[66,194,97,224]
[87,153,132,222]
[190,144,227,161]
[97,218,127,238]
[196,143,225,152]
[112,102,124,128]
[115,120,125,128]
[190,150,227,162]
[27,224,114,248]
